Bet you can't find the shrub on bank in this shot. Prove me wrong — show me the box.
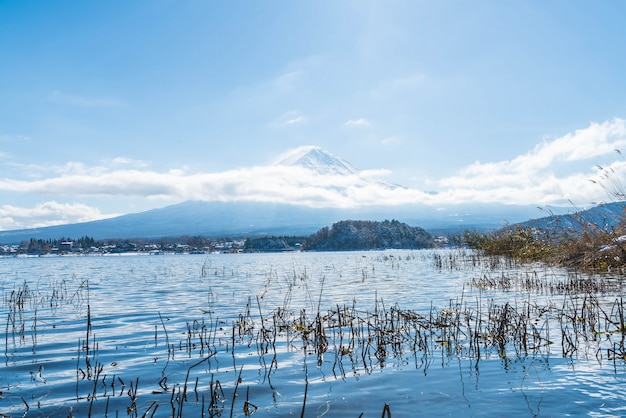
[465,218,626,272]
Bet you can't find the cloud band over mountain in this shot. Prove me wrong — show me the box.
[2,119,626,230]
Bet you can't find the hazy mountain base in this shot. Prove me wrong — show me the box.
[0,200,545,245]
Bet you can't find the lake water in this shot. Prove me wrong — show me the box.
[2,249,626,417]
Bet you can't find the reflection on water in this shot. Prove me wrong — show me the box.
[1,250,626,416]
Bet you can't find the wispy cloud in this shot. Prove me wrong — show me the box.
[271,110,306,126]
[345,118,371,127]
[106,157,151,168]
[273,71,303,92]
[48,90,124,107]
[8,158,152,178]
[284,116,305,125]
[371,72,433,99]
[0,201,118,230]
[0,134,30,142]
[381,136,400,146]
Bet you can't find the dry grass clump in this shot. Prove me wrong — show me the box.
[464,226,554,262]
[465,215,626,272]
[466,152,626,272]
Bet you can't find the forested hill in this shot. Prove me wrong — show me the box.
[303,220,434,251]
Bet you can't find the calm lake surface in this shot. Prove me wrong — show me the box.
[2,249,626,417]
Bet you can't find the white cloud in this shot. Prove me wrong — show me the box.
[3,118,626,230]
[107,157,151,168]
[285,116,305,125]
[0,163,429,210]
[345,118,371,127]
[0,201,118,230]
[435,118,626,205]
[55,162,96,176]
[455,119,626,182]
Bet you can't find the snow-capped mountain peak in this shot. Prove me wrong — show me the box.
[274,145,360,176]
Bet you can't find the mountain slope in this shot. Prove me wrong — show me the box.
[0,201,342,243]
[0,199,544,244]
[517,201,626,232]
[0,146,549,244]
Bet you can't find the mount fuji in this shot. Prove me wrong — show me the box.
[0,146,542,243]
[274,145,360,176]
[274,145,404,191]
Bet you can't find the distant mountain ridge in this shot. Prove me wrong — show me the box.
[0,201,334,244]
[0,146,549,244]
[0,199,543,244]
[517,201,626,232]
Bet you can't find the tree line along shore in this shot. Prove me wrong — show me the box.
[0,219,439,256]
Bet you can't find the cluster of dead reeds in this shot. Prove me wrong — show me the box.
[463,204,626,273]
[4,252,626,417]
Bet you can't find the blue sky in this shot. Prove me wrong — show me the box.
[2,1,626,230]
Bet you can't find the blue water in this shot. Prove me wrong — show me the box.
[1,250,626,417]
